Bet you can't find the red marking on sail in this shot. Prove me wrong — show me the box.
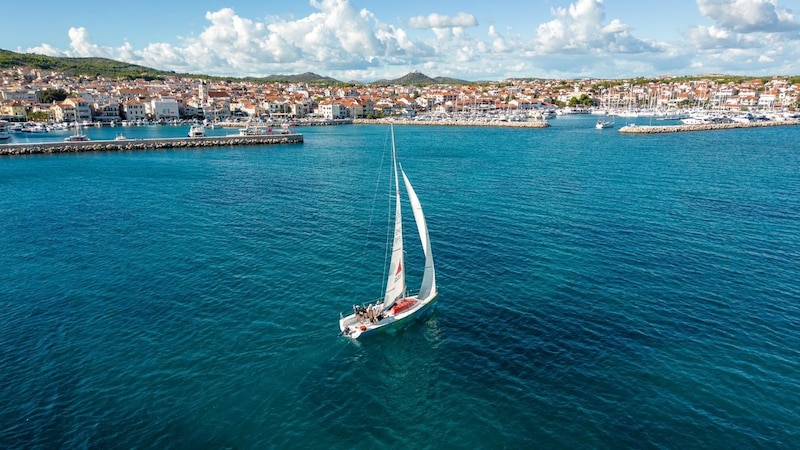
[396,261,403,275]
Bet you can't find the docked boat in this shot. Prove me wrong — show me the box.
[0,120,11,142]
[25,123,49,133]
[64,121,90,142]
[596,119,614,129]
[339,125,438,339]
[238,125,271,136]
[187,124,206,137]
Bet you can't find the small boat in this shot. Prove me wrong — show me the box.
[0,120,11,142]
[114,133,128,141]
[339,125,438,339]
[25,123,49,133]
[596,119,614,129]
[238,125,271,136]
[64,121,90,142]
[187,124,206,137]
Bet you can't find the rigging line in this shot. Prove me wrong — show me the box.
[360,127,393,297]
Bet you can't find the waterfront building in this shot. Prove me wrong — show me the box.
[0,101,28,121]
[318,100,345,119]
[121,100,147,122]
[150,96,180,121]
[93,101,121,123]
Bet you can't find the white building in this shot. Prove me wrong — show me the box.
[150,96,180,120]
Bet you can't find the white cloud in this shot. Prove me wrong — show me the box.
[24,43,61,57]
[407,12,478,29]
[68,27,115,58]
[681,0,800,75]
[697,0,800,33]
[533,0,658,55]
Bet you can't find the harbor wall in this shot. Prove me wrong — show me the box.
[619,119,800,134]
[0,133,303,157]
[352,118,550,128]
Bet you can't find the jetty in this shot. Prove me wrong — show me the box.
[619,119,800,134]
[353,118,550,128]
[0,133,303,157]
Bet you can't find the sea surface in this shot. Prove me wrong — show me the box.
[1,117,799,449]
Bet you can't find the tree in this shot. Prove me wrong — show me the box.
[567,94,594,107]
[39,88,69,103]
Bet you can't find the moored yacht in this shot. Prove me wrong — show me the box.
[0,120,11,141]
[187,124,206,137]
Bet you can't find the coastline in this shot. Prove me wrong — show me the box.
[352,118,550,128]
[0,133,303,157]
[619,119,800,133]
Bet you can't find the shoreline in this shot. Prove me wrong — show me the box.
[0,133,303,157]
[619,119,800,133]
[352,118,550,128]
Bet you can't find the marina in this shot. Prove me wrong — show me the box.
[0,124,303,156]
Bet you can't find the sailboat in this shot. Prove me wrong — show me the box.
[339,126,438,339]
[64,120,90,142]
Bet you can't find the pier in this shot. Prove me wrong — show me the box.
[353,118,550,128]
[0,133,303,157]
[619,119,800,134]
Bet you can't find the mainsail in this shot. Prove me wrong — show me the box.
[383,130,405,310]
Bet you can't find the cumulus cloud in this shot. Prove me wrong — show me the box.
[68,27,116,58]
[407,12,478,29]
[681,0,800,75]
[534,0,658,54]
[696,0,800,33]
[24,43,61,57]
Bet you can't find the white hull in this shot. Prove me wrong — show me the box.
[339,293,438,339]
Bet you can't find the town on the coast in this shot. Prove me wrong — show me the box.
[2,66,800,138]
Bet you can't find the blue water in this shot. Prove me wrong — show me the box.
[2,117,799,448]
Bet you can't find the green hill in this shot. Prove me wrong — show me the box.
[0,49,344,84]
[371,71,470,86]
[0,49,171,80]
[0,49,470,86]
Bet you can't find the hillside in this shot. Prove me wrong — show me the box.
[0,49,344,84]
[0,49,469,86]
[371,71,470,86]
[0,49,171,80]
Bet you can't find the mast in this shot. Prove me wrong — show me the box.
[383,125,405,310]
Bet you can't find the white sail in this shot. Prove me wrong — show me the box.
[338,124,438,339]
[382,129,405,310]
[401,167,436,301]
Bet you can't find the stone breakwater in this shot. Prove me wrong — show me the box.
[619,119,800,134]
[353,118,550,128]
[0,133,303,157]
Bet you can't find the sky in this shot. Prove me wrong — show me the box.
[4,0,800,81]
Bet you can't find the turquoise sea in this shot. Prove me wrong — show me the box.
[1,117,799,449]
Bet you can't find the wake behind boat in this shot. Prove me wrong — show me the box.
[339,125,438,339]
[596,119,614,129]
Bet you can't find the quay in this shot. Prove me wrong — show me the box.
[353,118,550,128]
[619,119,800,134]
[0,133,303,157]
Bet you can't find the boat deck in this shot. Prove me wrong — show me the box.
[339,295,436,339]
